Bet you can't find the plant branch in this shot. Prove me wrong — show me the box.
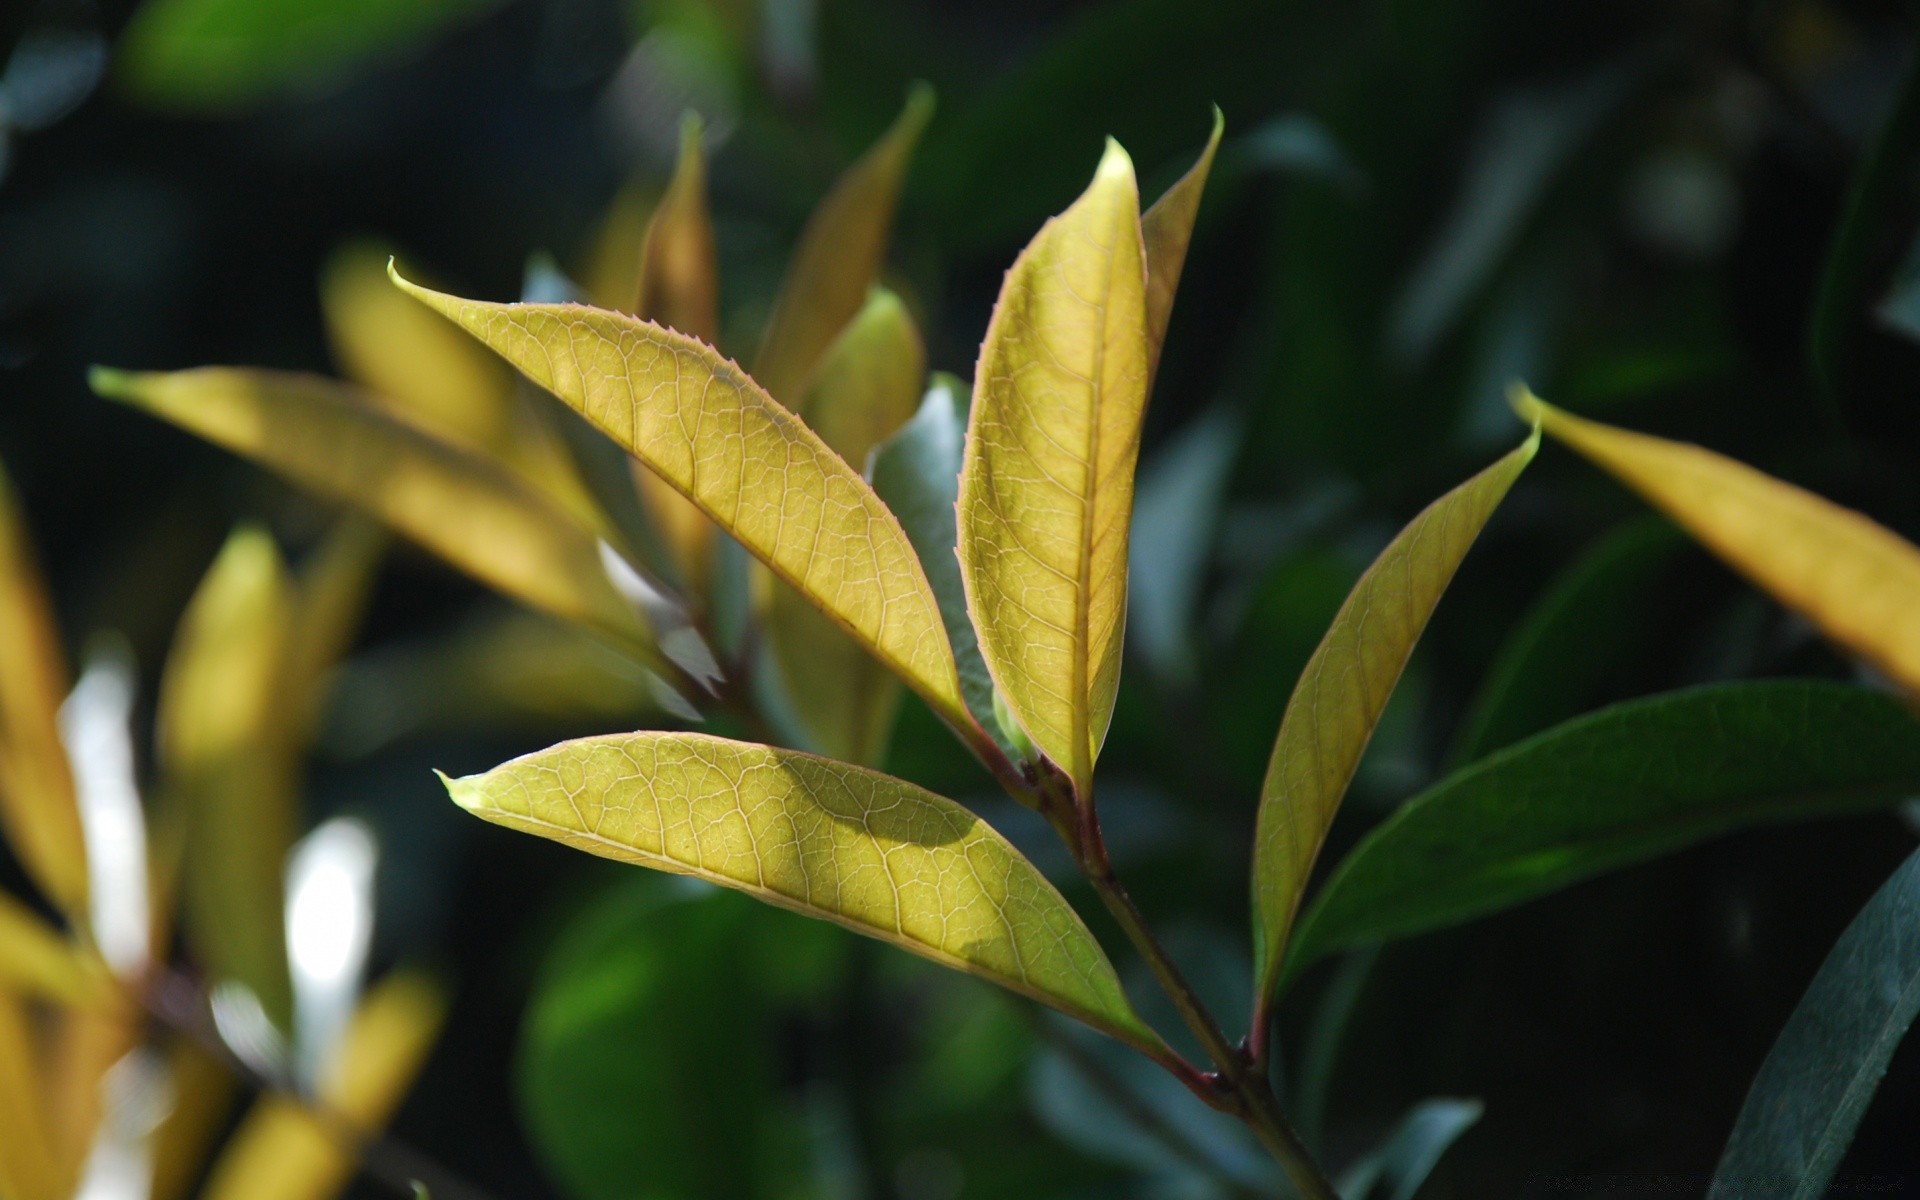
[1069,805,1336,1200]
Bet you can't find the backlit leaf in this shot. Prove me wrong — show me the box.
[1517,388,1920,698]
[386,274,976,745]
[158,527,296,1028]
[1286,682,1920,987]
[1141,107,1223,385]
[958,141,1150,793]
[1252,432,1537,1008]
[0,458,87,919]
[753,84,934,405]
[631,114,723,594]
[200,969,447,1200]
[442,732,1163,1057]
[321,244,600,530]
[769,287,925,763]
[91,367,657,659]
[150,1038,237,1200]
[1710,842,1920,1199]
[286,516,386,744]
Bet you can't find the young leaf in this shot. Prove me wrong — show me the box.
[1252,432,1537,1009]
[1710,843,1920,1199]
[0,458,88,919]
[159,527,297,1028]
[632,113,722,593]
[0,890,104,1006]
[768,288,925,763]
[91,367,658,660]
[958,141,1151,794]
[321,243,598,529]
[442,732,1164,1058]
[1285,682,1920,987]
[200,969,447,1200]
[385,274,976,744]
[1517,388,1920,697]
[1141,107,1224,385]
[869,374,1007,748]
[752,84,934,405]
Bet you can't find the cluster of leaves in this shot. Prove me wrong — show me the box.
[0,468,443,1199]
[74,40,1920,1189]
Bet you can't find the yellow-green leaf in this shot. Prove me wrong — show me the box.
[0,892,104,1007]
[386,273,976,744]
[0,996,65,1200]
[632,113,722,594]
[443,732,1163,1057]
[150,1038,237,1200]
[1251,430,1538,1010]
[200,969,447,1200]
[286,516,386,744]
[159,526,297,1028]
[91,367,656,659]
[769,288,926,763]
[1141,107,1223,386]
[0,459,88,919]
[752,84,934,405]
[957,141,1149,795]
[321,244,599,529]
[1517,387,1920,698]
[581,182,655,313]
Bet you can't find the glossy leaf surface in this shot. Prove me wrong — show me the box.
[1287,682,1920,985]
[91,367,655,657]
[443,732,1160,1054]
[1253,432,1536,1005]
[1520,388,1920,697]
[958,141,1149,792]
[387,275,972,736]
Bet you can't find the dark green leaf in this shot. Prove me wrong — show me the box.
[1710,843,1920,1200]
[1286,682,1920,986]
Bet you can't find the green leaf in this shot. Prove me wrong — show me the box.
[519,881,816,1200]
[442,732,1164,1058]
[1251,432,1536,1009]
[1335,1098,1482,1200]
[385,272,980,750]
[768,287,925,764]
[0,457,87,920]
[1451,516,1682,764]
[958,140,1150,796]
[90,367,658,662]
[116,0,501,113]
[1286,682,1920,988]
[753,84,934,406]
[1710,843,1920,1199]
[158,526,297,1027]
[868,374,1008,751]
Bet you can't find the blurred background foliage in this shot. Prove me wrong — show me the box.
[6,0,1920,1195]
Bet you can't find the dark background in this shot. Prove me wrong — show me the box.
[6,0,1920,1195]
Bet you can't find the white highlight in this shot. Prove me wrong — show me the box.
[285,817,377,1089]
[58,647,150,977]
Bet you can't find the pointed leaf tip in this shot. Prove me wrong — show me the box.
[1507,382,1547,426]
[435,769,481,813]
[1097,137,1135,181]
[88,365,134,398]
